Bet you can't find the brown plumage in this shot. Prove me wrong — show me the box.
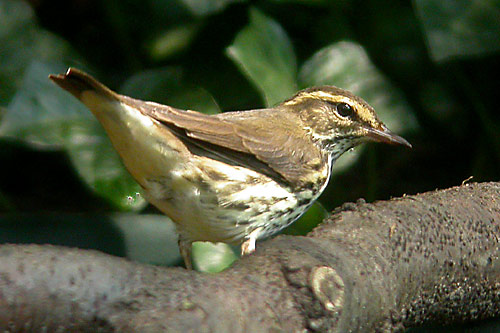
[50,68,410,269]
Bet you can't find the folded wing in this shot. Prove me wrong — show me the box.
[127,98,326,188]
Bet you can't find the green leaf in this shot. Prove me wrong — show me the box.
[120,67,220,114]
[226,8,297,106]
[0,62,145,211]
[148,24,200,60]
[0,62,89,147]
[414,0,500,61]
[299,41,417,174]
[192,242,238,273]
[0,0,79,105]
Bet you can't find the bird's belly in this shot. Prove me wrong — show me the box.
[143,157,317,244]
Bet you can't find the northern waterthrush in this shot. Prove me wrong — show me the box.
[50,68,411,269]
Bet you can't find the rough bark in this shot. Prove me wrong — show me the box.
[0,182,499,332]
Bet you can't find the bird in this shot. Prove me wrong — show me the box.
[49,68,411,269]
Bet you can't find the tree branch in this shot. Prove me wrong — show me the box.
[1,182,499,331]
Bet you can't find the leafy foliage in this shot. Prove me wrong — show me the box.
[227,7,297,106]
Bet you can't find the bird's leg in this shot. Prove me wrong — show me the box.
[241,227,263,256]
[178,237,193,270]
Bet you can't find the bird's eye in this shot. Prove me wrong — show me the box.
[336,103,355,118]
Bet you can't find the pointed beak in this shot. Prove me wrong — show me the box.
[364,126,412,148]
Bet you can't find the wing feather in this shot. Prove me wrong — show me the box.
[126,98,326,186]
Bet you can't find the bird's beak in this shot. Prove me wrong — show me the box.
[364,126,412,148]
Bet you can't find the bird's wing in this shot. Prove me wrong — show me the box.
[130,99,326,187]
[48,68,325,186]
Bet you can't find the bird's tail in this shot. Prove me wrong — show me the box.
[49,67,191,182]
[49,68,119,102]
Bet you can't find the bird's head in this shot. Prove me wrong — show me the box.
[281,86,411,158]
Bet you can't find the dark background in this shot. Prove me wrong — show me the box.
[0,0,499,287]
